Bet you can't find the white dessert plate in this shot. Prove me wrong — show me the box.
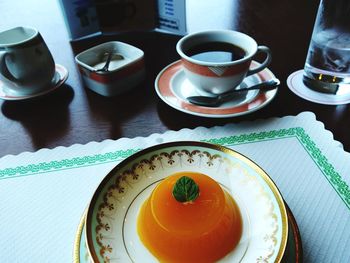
[155,60,278,118]
[85,141,288,263]
[0,64,68,101]
[74,205,301,263]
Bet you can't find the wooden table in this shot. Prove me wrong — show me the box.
[1,0,348,157]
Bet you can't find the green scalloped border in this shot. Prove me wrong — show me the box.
[203,127,350,209]
[0,149,141,179]
[0,127,349,209]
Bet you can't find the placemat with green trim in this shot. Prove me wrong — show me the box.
[0,111,348,262]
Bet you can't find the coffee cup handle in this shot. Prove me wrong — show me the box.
[246,46,272,76]
[0,51,17,82]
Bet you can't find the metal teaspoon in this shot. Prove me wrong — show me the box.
[95,52,124,72]
[186,78,280,107]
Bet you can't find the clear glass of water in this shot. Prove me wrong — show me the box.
[303,0,350,94]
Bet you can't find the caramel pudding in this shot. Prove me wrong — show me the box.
[137,172,243,263]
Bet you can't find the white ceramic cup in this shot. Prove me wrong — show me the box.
[0,26,55,95]
[176,30,272,95]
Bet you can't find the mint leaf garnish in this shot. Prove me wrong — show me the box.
[172,176,199,203]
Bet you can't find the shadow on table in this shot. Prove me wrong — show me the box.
[1,84,74,149]
[155,93,289,132]
[156,99,232,130]
[82,77,149,138]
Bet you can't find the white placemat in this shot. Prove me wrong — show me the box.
[0,111,349,262]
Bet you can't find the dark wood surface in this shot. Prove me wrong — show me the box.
[0,0,349,157]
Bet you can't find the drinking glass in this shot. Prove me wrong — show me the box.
[303,0,350,94]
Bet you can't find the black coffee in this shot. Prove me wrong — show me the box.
[185,42,247,63]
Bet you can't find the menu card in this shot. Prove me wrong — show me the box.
[157,0,186,34]
[0,112,349,262]
[58,0,185,40]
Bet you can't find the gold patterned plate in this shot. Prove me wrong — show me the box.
[74,204,302,263]
[85,141,288,262]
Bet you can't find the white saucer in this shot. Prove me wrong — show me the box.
[155,60,278,118]
[0,64,68,101]
[287,70,350,105]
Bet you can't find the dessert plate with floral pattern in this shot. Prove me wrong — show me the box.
[74,205,302,263]
[84,141,288,262]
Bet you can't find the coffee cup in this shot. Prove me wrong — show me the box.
[176,30,272,95]
[0,26,56,95]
